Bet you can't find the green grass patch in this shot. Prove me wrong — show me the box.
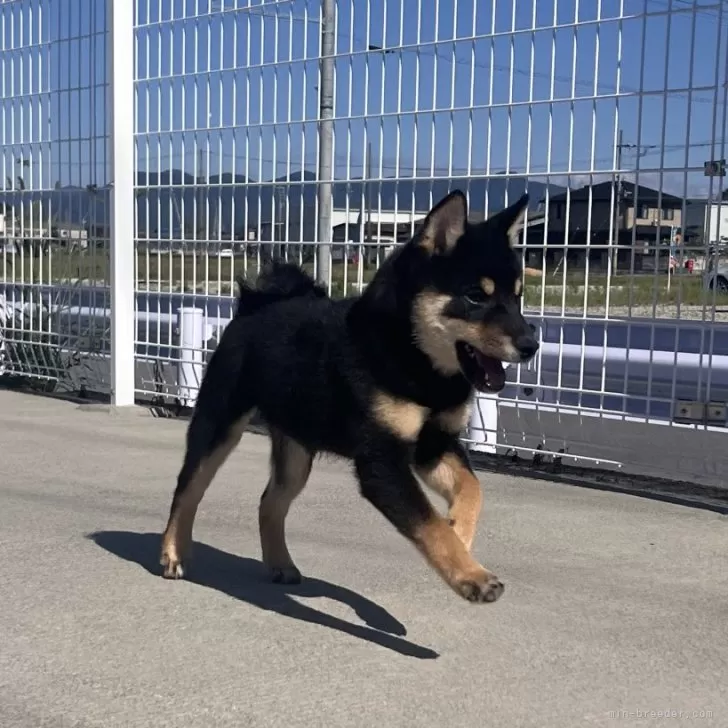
[522,271,728,309]
[4,248,728,309]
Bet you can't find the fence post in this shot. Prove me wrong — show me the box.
[176,307,205,409]
[467,393,499,455]
[108,0,136,406]
[316,0,335,288]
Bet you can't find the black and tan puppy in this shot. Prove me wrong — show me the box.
[160,190,539,603]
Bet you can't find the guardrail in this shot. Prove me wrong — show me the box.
[4,293,725,464]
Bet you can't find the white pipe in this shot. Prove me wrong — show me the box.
[468,363,509,454]
[30,304,728,418]
[176,307,205,408]
[537,342,728,371]
[51,306,216,341]
[0,293,7,375]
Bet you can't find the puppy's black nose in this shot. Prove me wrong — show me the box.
[515,335,539,361]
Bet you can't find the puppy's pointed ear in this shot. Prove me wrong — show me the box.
[418,190,468,255]
[494,193,529,247]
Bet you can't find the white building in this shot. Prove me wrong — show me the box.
[703,202,728,247]
[329,207,429,261]
[57,222,89,249]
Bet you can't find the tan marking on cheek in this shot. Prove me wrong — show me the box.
[411,292,462,375]
[514,278,522,296]
[460,321,487,345]
[371,391,429,441]
[412,292,513,373]
[481,277,495,296]
[476,323,521,362]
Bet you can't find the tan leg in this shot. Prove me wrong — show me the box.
[412,514,503,603]
[160,411,254,578]
[355,442,503,604]
[259,429,314,584]
[416,452,483,551]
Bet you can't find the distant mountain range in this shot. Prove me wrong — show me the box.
[0,170,566,237]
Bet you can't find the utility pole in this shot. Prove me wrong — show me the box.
[611,129,624,274]
[366,140,372,265]
[612,130,656,273]
[197,148,205,241]
[316,0,335,288]
[274,184,285,260]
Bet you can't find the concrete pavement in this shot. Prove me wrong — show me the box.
[1,388,726,727]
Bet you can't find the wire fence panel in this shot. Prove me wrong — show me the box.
[0,0,111,394]
[130,0,728,484]
[132,0,329,404]
[2,0,727,486]
[472,0,728,484]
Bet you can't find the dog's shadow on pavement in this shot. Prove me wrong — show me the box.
[88,530,439,660]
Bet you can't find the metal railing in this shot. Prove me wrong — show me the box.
[1,0,727,486]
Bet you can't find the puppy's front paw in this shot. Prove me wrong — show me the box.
[160,551,185,580]
[456,571,504,603]
[270,566,302,585]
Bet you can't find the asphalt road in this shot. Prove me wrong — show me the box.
[1,389,726,727]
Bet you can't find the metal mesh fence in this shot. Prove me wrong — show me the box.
[0,0,111,394]
[2,0,727,484]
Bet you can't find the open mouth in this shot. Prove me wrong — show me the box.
[455,342,507,393]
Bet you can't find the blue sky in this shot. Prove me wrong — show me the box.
[1,0,727,201]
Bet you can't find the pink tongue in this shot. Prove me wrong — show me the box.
[474,350,506,391]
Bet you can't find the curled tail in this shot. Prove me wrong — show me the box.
[234,261,328,317]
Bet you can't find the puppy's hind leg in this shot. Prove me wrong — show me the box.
[160,406,255,579]
[259,428,314,584]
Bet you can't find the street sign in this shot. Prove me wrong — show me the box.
[704,159,726,177]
